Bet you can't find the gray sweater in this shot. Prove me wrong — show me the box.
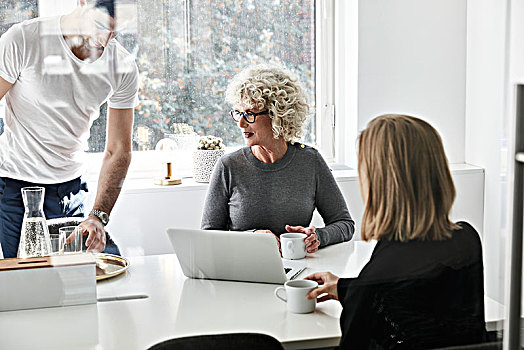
[201,143,355,247]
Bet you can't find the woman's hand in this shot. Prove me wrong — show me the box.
[254,229,281,252]
[286,225,320,253]
[304,272,340,302]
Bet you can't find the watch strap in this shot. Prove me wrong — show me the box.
[89,209,109,226]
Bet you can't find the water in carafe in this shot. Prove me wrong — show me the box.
[17,187,52,258]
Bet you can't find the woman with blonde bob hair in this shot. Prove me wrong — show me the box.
[201,64,355,252]
[306,115,487,349]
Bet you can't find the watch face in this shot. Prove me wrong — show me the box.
[91,210,109,225]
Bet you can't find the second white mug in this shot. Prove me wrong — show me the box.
[280,233,307,260]
[274,279,318,313]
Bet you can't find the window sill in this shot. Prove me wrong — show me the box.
[87,162,484,195]
[331,163,484,182]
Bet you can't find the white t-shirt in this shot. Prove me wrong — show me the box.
[0,16,139,184]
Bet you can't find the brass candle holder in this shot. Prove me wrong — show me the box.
[154,162,182,186]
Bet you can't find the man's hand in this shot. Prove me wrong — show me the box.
[78,216,106,253]
[285,225,320,253]
[304,272,340,302]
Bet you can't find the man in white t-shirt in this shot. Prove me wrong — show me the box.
[0,0,139,258]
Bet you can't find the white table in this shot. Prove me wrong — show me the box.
[0,240,507,349]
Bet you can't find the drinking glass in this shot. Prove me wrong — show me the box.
[59,226,82,254]
[49,233,65,255]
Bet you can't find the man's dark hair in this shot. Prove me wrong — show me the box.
[95,0,115,19]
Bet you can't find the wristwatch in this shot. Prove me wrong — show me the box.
[89,209,109,226]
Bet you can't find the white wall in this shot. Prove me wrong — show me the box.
[465,0,509,303]
[106,184,209,256]
[96,168,484,257]
[509,0,524,84]
[343,0,507,301]
[505,0,524,308]
[357,0,467,164]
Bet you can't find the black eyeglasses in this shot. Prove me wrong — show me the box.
[230,110,269,124]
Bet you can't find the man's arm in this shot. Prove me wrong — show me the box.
[80,107,134,252]
[0,76,13,99]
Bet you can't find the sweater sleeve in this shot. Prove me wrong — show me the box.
[200,159,231,230]
[313,152,355,247]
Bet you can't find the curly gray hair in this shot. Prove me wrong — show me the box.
[225,64,311,143]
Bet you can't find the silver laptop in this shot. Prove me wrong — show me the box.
[166,228,306,284]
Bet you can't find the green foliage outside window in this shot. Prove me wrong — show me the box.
[91,0,316,152]
[0,0,315,153]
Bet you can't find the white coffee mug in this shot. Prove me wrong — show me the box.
[280,233,307,260]
[274,279,318,313]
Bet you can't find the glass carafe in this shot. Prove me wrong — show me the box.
[17,187,52,258]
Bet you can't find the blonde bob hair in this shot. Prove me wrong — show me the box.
[225,64,310,143]
[358,114,459,242]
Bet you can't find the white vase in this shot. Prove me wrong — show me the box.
[192,149,225,183]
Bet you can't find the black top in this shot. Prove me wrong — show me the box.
[337,222,487,349]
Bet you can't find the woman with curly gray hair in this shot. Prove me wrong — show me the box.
[201,64,355,253]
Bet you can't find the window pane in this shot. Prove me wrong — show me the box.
[0,1,38,27]
[87,0,316,152]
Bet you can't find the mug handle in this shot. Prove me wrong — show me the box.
[274,286,287,302]
[287,241,294,254]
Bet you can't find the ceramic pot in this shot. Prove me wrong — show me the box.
[192,149,225,183]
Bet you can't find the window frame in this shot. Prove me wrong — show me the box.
[333,0,358,169]
[316,0,336,164]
